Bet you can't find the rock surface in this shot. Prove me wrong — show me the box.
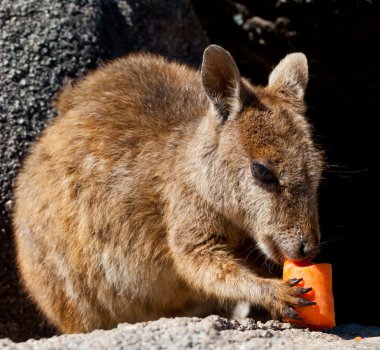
[0,0,208,341]
[1,316,380,349]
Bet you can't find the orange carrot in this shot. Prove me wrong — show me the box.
[283,259,336,329]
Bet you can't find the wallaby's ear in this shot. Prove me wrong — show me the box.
[268,53,308,100]
[201,45,242,123]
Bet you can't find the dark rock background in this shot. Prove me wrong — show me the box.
[1,0,379,342]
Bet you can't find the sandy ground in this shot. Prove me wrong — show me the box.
[1,316,380,350]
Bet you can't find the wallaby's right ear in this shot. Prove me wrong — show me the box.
[268,53,308,100]
[201,45,242,123]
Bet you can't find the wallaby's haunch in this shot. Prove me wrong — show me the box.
[14,45,323,333]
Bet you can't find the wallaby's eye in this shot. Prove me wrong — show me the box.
[251,162,278,188]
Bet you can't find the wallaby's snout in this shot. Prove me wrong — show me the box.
[255,225,321,264]
[293,237,320,262]
[280,225,321,262]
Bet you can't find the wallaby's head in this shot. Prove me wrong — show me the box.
[200,45,323,263]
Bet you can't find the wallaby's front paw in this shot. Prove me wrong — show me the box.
[269,278,316,321]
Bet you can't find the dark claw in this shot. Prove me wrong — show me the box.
[287,278,303,286]
[283,306,301,320]
[297,298,317,307]
[295,287,313,295]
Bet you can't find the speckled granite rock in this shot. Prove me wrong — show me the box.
[1,316,380,350]
[0,0,208,341]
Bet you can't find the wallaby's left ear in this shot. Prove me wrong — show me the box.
[201,45,242,123]
[268,53,308,100]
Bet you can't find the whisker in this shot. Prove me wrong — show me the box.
[241,243,256,256]
[324,164,369,175]
[244,246,257,262]
[268,259,276,274]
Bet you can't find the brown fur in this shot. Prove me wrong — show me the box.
[13,45,323,333]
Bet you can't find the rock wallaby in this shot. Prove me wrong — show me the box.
[14,45,323,333]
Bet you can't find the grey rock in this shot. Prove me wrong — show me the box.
[1,316,380,350]
[0,0,208,341]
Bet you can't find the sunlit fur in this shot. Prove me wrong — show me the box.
[13,46,324,333]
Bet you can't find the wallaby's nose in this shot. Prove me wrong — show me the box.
[298,241,319,261]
